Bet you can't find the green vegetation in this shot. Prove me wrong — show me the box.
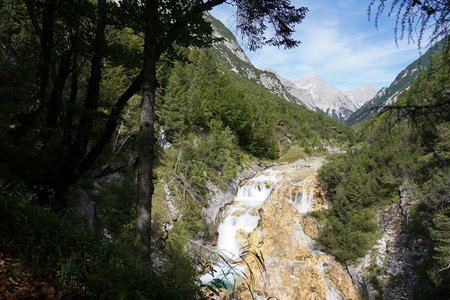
[0,193,202,299]
[317,51,450,296]
[4,0,447,297]
[0,1,351,297]
[153,46,353,241]
[346,39,444,125]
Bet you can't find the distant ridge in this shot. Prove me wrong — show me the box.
[347,40,445,125]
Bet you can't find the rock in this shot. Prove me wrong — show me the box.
[399,181,420,224]
[161,179,180,221]
[348,182,426,300]
[203,162,264,225]
[301,216,319,239]
[73,189,95,228]
[229,158,360,300]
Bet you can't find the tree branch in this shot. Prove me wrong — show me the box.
[194,0,227,12]
[74,71,143,181]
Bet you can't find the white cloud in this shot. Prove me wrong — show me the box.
[212,0,428,91]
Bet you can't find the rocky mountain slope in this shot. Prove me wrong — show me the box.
[292,75,377,121]
[346,84,379,108]
[270,72,377,121]
[348,182,425,300]
[205,14,294,102]
[207,14,445,125]
[346,41,445,125]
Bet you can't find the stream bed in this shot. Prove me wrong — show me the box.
[201,158,361,300]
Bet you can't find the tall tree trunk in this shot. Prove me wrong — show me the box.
[72,0,106,158]
[45,48,72,144]
[137,0,158,262]
[38,0,56,107]
[9,0,56,138]
[60,36,79,163]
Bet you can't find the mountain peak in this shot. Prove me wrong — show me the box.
[346,85,378,109]
[206,14,378,122]
[285,75,377,121]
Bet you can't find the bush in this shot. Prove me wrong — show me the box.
[0,193,203,299]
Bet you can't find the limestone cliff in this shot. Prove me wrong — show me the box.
[348,181,427,299]
[236,158,359,300]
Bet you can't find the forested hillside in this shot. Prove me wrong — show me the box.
[346,40,446,125]
[316,50,450,298]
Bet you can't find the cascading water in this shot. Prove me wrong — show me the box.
[217,170,280,258]
[293,178,315,213]
[201,158,360,299]
[200,169,280,288]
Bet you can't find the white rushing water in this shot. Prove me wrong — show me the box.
[217,169,280,259]
[326,280,345,300]
[296,178,315,213]
[200,168,280,286]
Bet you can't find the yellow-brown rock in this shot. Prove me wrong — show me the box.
[231,158,361,300]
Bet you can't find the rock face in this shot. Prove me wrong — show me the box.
[203,158,360,300]
[291,75,377,121]
[205,14,293,102]
[203,162,264,225]
[270,72,377,121]
[348,182,426,299]
[238,158,359,300]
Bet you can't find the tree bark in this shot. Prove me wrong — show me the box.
[38,0,56,107]
[137,0,158,262]
[72,0,107,157]
[45,48,72,143]
[60,36,80,163]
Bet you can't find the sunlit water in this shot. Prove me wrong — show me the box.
[200,160,353,299]
[200,169,280,287]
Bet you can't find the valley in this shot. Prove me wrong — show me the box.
[0,1,449,299]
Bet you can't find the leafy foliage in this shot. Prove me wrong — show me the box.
[0,189,206,299]
[153,46,354,242]
[0,0,352,297]
[234,0,308,50]
[159,47,353,159]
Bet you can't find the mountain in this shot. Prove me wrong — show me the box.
[345,84,379,108]
[205,13,293,101]
[206,14,377,121]
[347,40,445,125]
[291,75,377,121]
[271,73,377,121]
[262,69,317,109]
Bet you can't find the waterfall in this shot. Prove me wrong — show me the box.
[216,169,280,259]
[200,158,360,299]
[291,177,315,214]
[200,168,280,287]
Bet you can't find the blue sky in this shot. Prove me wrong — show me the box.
[211,0,429,90]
